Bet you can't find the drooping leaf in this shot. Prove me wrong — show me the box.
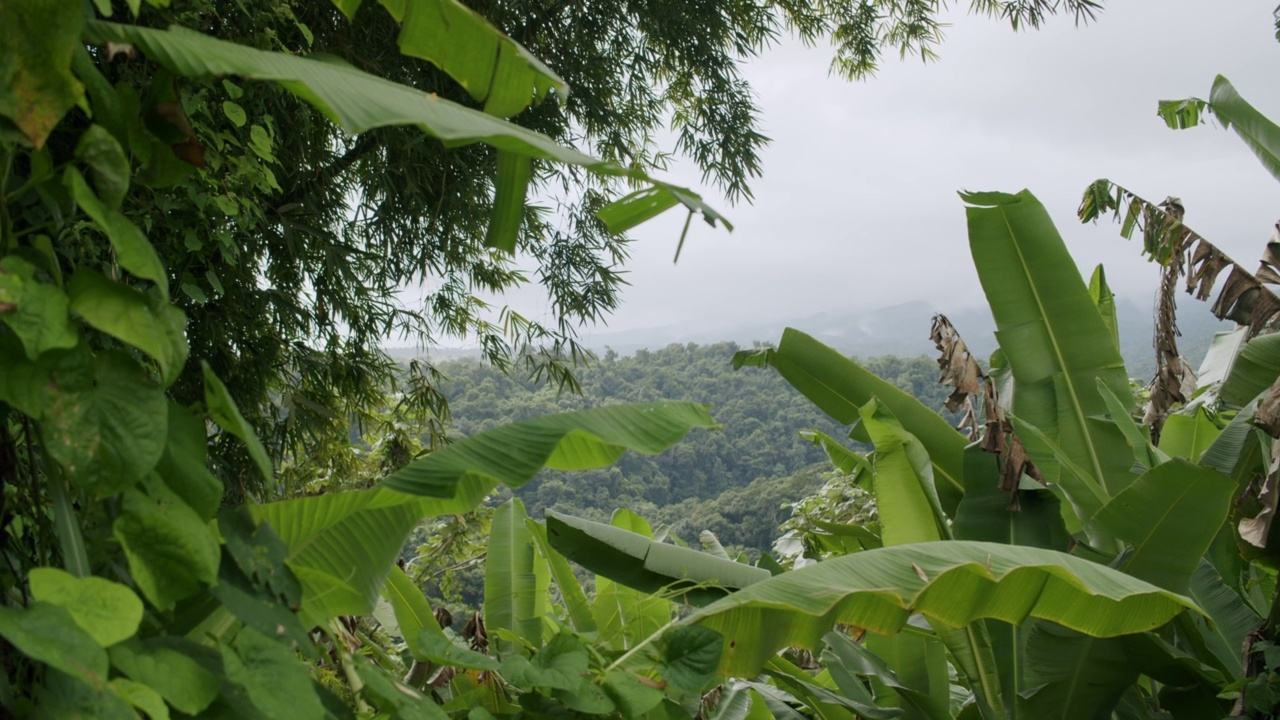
[0,0,83,147]
[485,498,548,651]
[67,268,186,384]
[202,361,273,486]
[29,566,143,647]
[383,402,715,497]
[734,329,966,514]
[0,256,77,360]
[114,474,220,610]
[0,602,108,686]
[964,190,1135,496]
[82,21,727,235]
[682,540,1202,677]
[485,151,532,252]
[546,510,769,607]
[109,638,220,716]
[800,429,870,475]
[378,0,566,116]
[259,403,715,620]
[1206,76,1280,184]
[41,349,168,494]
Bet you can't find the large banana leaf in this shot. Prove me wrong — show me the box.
[952,444,1068,550]
[485,499,548,652]
[1164,76,1280,184]
[254,403,715,619]
[1157,407,1220,463]
[587,511,673,651]
[545,510,769,607]
[80,22,727,239]
[1219,332,1280,407]
[383,402,715,497]
[1091,458,1235,593]
[963,190,1134,496]
[859,399,949,546]
[1088,265,1120,353]
[734,330,966,515]
[682,540,1202,677]
[526,520,596,634]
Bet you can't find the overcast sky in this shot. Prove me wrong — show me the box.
[475,1,1280,348]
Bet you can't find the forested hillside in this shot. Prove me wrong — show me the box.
[436,343,955,550]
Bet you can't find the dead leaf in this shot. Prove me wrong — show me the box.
[911,563,929,582]
[1240,448,1280,548]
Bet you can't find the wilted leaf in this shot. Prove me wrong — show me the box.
[0,0,84,147]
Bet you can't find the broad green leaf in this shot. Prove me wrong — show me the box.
[1092,458,1235,593]
[211,511,310,651]
[589,511,674,650]
[1096,378,1166,470]
[527,519,596,634]
[416,629,500,671]
[0,0,83,147]
[1220,331,1280,407]
[859,398,949,545]
[1207,75,1280,184]
[603,670,666,716]
[219,626,326,720]
[485,498,548,651]
[800,429,871,475]
[658,625,723,694]
[1007,413,1113,549]
[0,330,61,418]
[65,171,171,300]
[41,349,168,493]
[545,510,770,607]
[114,475,220,610]
[963,190,1134,496]
[110,677,170,720]
[0,256,76,360]
[1158,406,1220,462]
[764,654,896,720]
[355,655,447,720]
[824,631,950,720]
[383,402,715,497]
[260,403,713,620]
[109,638,219,715]
[1194,328,1248,408]
[499,632,589,691]
[222,100,246,127]
[596,186,681,234]
[485,151,532,252]
[1185,559,1259,679]
[382,565,445,661]
[202,362,274,486]
[29,567,143,647]
[82,21,727,236]
[682,540,1203,677]
[1019,624,1137,720]
[154,402,223,520]
[67,269,186,384]
[1088,265,1119,352]
[0,602,109,685]
[75,125,130,209]
[953,443,1069,550]
[381,0,566,116]
[734,329,966,515]
[1199,399,1264,480]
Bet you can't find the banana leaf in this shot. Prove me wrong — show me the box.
[485,499,547,651]
[682,540,1203,677]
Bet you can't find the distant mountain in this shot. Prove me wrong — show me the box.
[387,295,1234,379]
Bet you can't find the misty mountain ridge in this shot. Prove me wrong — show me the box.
[389,295,1233,380]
